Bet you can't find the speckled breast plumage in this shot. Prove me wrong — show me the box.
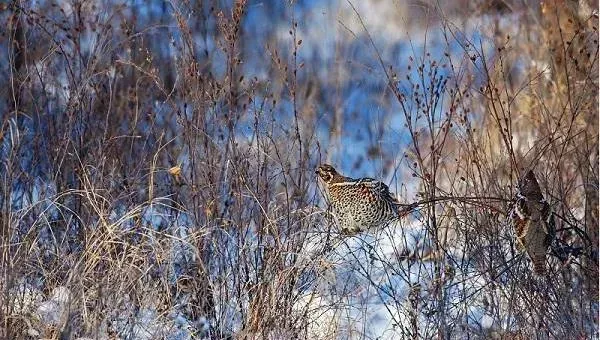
[326,178,400,233]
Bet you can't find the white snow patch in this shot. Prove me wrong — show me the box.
[36,286,72,326]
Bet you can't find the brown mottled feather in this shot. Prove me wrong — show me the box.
[510,170,555,276]
[316,164,404,234]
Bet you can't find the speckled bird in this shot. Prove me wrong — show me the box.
[509,170,555,276]
[316,164,407,234]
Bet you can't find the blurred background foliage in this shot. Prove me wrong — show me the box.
[0,0,598,338]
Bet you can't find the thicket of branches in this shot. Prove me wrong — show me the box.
[0,0,597,338]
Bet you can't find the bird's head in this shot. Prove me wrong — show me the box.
[316,164,340,184]
[519,170,543,199]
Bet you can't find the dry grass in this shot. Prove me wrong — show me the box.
[0,0,597,338]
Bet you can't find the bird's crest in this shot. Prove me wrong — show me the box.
[518,170,544,201]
